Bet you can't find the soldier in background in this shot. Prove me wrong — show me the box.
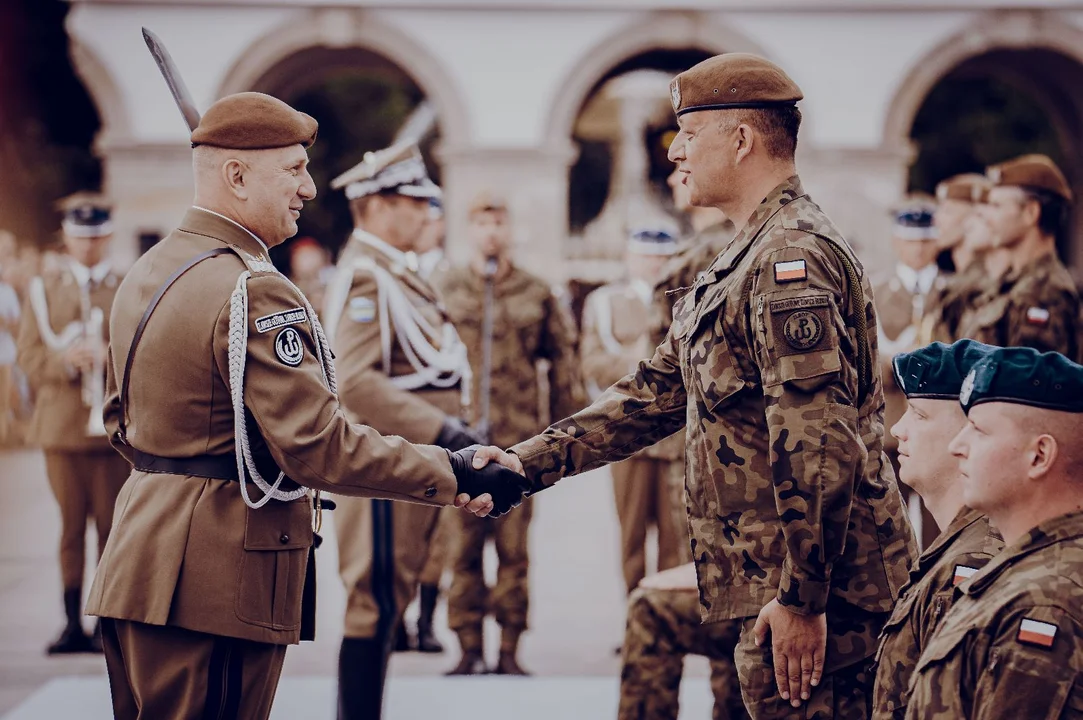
[16,194,128,654]
[906,347,1083,719]
[437,192,585,676]
[580,228,684,595]
[287,237,331,311]
[956,154,1080,360]
[417,198,450,280]
[322,142,481,718]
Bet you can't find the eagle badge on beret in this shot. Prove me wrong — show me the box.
[670,79,681,112]
[960,368,976,406]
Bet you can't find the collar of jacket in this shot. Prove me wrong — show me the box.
[963,509,1083,597]
[913,506,987,574]
[352,228,418,273]
[67,257,113,287]
[182,207,272,262]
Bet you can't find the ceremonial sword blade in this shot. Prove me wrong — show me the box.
[141,27,201,132]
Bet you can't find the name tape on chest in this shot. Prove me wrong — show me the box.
[274,327,305,367]
[1017,618,1057,649]
[348,296,376,323]
[254,307,307,334]
[1026,307,1050,326]
[774,260,807,283]
[952,564,979,587]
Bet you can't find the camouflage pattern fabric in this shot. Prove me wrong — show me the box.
[918,260,988,345]
[906,511,1083,719]
[619,586,748,720]
[955,252,1081,361]
[871,507,1003,719]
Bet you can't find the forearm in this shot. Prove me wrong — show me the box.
[338,368,446,444]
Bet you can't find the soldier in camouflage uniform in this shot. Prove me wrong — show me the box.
[483,54,916,718]
[870,339,1004,719]
[906,346,1083,719]
[436,193,585,676]
[956,155,1080,360]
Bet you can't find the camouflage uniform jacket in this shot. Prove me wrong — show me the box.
[512,177,917,622]
[906,511,1083,719]
[956,252,1080,361]
[435,264,585,449]
[918,260,985,345]
[872,507,1003,719]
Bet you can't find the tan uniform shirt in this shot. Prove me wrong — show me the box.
[17,262,121,451]
[435,264,584,449]
[906,511,1083,719]
[513,177,916,623]
[872,507,1003,719]
[86,208,456,646]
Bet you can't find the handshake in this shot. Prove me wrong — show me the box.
[445,445,528,519]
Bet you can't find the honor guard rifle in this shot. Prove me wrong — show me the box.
[476,257,498,443]
[141,28,201,132]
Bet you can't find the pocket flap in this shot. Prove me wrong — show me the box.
[243,499,313,551]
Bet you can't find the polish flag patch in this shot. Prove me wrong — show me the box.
[1017,618,1058,648]
[774,260,807,283]
[952,564,979,587]
[1026,307,1050,325]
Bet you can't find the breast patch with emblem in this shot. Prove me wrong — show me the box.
[769,296,829,354]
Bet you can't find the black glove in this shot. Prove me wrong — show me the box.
[435,417,487,452]
[447,445,530,518]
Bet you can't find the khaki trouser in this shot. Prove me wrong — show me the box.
[44,449,129,589]
[101,618,286,720]
[447,497,533,651]
[611,456,687,594]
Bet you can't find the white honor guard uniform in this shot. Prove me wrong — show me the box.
[324,141,475,719]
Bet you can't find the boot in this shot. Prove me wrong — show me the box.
[392,619,413,653]
[493,628,530,676]
[337,637,387,720]
[46,589,94,655]
[444,650,487,676]
[415,584,444,654]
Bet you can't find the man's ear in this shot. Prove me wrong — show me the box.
[222,158,249,200]
[1028,433,1059,480]
[734,123,755,164]
[1022,197,1042,228]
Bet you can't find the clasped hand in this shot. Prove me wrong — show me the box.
[449,445,527,518]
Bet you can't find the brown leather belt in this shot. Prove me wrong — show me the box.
[133,450,238,481]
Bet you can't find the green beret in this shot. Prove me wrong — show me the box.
[191,92,318,150]
[960,346,1083,413]
[892,340,998,400]
[670,53,802,117]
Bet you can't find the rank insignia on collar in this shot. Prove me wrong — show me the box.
[952,564,979,586]
[774,260,807,283]
[1026,307,1050,325]
[1017,618,1057,648]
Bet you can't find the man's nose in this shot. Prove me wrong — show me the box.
[667,134,685,163]
[299,170,317,200]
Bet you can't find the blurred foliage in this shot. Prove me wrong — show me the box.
[0,0,101,246]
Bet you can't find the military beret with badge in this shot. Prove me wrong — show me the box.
[959,345,1083,414]
[892,339,998,400]
[190,92,318,150]
[986,154,1073,203]
[669,52,803,116]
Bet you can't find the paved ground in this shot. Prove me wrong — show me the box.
[0,447,713,719]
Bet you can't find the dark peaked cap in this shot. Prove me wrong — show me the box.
[670,53,803,117]
[190,92,318,150]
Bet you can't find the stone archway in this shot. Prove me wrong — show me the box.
[69,39,130,151]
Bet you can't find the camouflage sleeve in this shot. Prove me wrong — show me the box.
[1004,289,1080,360]
[510,327,687,492]
[751,240,864,615]
[541,289,587,422]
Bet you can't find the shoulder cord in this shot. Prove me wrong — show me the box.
[28,275,84,351]
[589,288,628,358]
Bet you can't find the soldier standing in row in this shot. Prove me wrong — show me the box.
[322,141,482,718]
[85,93,525,719]
[956,154,1080,360]
[580,228,685,596]
[481,53,916,717]
[436,193,585,676]
[870,339,1003,719]
[907,346,1083,718]
[17,193,129,654]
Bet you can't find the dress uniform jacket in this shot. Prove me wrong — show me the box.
[956,252,1080,361]
[325,234,465,639]
[906,511,1083,719]
[512,178,916,631]
[872,507,1002,719]
[87,208,457,646]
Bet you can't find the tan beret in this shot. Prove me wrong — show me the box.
[987,154,1072,203]
[191,92,318,150]
[670,53,802,117]
[468,191,508,217]
[936,173,990,204]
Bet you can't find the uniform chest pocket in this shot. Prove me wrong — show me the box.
[685,297,746,415]
[974,646,1076,719]
[236,499,313,631]
[874,586,919,664]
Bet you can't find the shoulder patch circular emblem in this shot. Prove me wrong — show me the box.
[275,327,304,367]
[782,310,824,351]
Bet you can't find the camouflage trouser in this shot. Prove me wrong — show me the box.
[612,456,688,594]
[733,602,886,719]
[447,496,533,651]
[619,587,748,720]
[418,507,454,587]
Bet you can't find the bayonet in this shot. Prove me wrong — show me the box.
[141,27,201,132]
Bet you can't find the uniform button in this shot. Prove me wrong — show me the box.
[279,533,290,544]
[424,486,437,498]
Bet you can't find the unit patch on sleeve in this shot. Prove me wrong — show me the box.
[773,260,807,283]
[254,307,307,334]
[768,294,831,355]
[1017,618,1057,648]
[348,297,377,323]
[274,327,305,367]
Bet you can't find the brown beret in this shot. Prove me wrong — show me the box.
[987,154,1072,203]
[936,173,990,204]
[468,191,508,217]
[670,53,802,117]
[191,92,318,150]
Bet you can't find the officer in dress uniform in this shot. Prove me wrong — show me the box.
[906,347,1083,719]
[580,228,685,595]
[16,193,129,654]
[869,340,1004,719]
[322,141,482,718]
[84,92,526,720]
[479,54,916,718]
